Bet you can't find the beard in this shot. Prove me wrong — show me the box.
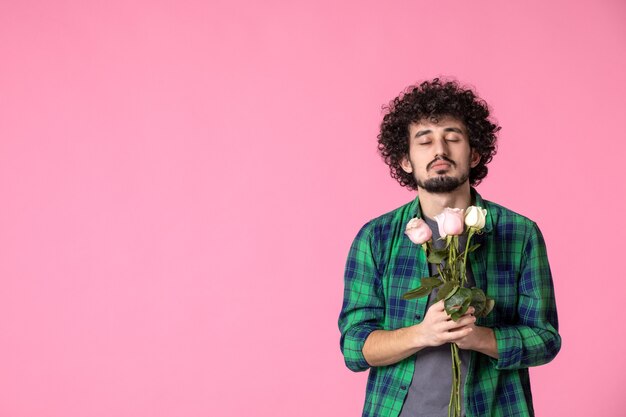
[416,172,469,193]
[407,154,473,193]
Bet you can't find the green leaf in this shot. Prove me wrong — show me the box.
[436,282,458,302]
[478,298,495,317]
[402,286,433,300]
[445,287,472,320]
[451,286,472,304]
[427,248,449,264]
[402,276,443,300]
[469,288,486,316]
[470,287,486,301]
[420,276,443,288]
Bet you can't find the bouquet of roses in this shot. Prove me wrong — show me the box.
[403,206,495,417]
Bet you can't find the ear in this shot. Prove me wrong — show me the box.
[400,155,413,173]
[470,149,481,168]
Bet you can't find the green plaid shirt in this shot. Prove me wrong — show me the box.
[338,191,561,417]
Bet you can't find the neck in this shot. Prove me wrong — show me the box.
[418,183,473,219]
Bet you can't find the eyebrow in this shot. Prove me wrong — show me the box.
[413,126,465,138]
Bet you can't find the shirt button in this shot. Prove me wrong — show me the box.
[415,314,421,320]
[401,386,407,390]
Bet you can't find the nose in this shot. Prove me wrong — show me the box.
[433,137,449,157]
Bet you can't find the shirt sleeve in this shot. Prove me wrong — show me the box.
[338,224,385,372]
[493,222,562,370]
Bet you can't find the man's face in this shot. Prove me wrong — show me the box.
[400,116,480,193]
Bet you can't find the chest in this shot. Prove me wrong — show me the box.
[380,232,522,329]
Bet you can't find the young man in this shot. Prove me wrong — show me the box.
[338,79,560,417]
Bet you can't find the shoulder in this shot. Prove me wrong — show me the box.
[482,199,536,226]
[348,200,415,275]
[481,198,544,244]
[355,199,416,242]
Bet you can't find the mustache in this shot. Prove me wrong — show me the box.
[427,156,456,170]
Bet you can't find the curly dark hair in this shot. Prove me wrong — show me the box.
[377,78,500,190]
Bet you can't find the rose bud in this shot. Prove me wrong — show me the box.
[465,206,487,230]
[405,218,432,244]
[434,208,465,237]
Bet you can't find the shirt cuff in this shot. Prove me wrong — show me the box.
[492,327,524,370]
[342,326,378,372]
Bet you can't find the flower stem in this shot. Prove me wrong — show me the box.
[449,343,462,417]
[461,229,475,287]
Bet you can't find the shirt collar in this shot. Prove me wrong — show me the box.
[472,189,493,234]
[411,188,493,234]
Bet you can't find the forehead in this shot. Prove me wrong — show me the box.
[408,115,467,134]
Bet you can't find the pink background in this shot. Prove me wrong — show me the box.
[1,0,625,416]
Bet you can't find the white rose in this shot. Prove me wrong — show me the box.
[464,206,487,229]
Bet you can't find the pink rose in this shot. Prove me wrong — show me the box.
[405,218,432,244]
[434,208,465,238]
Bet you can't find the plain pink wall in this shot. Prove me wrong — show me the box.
[1,0,625,416]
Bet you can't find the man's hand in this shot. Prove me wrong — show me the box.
[453,319,499,359]
[414,300,499,359]
[417,300,476,347]
[362,300,498,367]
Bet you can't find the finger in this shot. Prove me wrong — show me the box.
[439,327,474,343]
[442,326,473,342]
[444,315,476,330]
[444,309,476,323]
[428,300,445,312]
[457,311,476,322]
[447,306,475,318]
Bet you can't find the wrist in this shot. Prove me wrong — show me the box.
[409,322,429,351]
[474,326,498,359]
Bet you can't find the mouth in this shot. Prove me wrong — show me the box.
[428,157,455,172]
[430,162,452,171]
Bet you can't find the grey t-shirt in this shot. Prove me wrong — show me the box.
[398,216,476,417]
